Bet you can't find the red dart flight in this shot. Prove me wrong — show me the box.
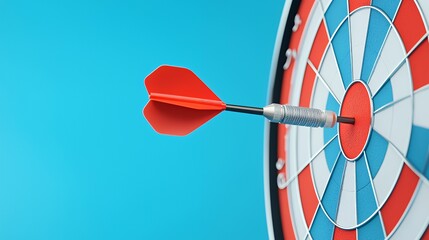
[143,65,227,136]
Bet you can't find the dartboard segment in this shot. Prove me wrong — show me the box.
[394,0,426,52]
[349,7,370,81]
[266,0,429,239]
[409,39,429,91]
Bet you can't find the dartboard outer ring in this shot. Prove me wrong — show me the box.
[264,0,429,239]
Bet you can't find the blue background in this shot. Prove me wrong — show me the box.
[0,0,283,239]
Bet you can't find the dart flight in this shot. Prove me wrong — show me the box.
[143,65,354,136]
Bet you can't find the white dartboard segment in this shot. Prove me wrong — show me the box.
[373,97,413,155]
[336,161,357,228]
[372,144,404,206]
[318,45,346,102]
[413,86,429,129]
[390,61,413,101]
[350,8,371,81]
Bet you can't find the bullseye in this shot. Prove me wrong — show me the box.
[339,81,373,161]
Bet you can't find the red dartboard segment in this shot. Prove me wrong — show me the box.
[308,21,329,69]
[408,39,429,91]
[333,226,356,240]
[279,188,297,240]
[348,0,371,13]
[298,165,319,227]
[380,164,419,236]
[299,64,317,108]
[394,0,426,52]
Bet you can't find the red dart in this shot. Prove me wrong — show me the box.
[143,65,354,136]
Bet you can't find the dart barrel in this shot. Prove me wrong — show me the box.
[263,104,337,128]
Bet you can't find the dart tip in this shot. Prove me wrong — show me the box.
[337,116,355,124]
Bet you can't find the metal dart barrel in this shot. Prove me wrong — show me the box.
[263,104,335,128]
[225,103,354,128]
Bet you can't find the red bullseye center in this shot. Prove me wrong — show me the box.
[339,81,372,161]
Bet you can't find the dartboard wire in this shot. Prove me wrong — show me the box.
[416,213,429,240]
[307,60,341,103]
[365,26,392,85]
[346,0,354,88]
[278,134,338,190]
[363,151,388,238]
[308,133,338,221]
[333,154,348,227]
[371,32,429,97]
[373,94,411,114]
[306,151,342,240]
[374,128,429,186]
[385,179,427,239]
[415,0,429,32]
[422,151,429,181]
[364,4,403,86]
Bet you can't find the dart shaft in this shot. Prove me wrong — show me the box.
[225,104,263,115]
[337,116,355,124]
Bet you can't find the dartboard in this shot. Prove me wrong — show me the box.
[265,0,429,239]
